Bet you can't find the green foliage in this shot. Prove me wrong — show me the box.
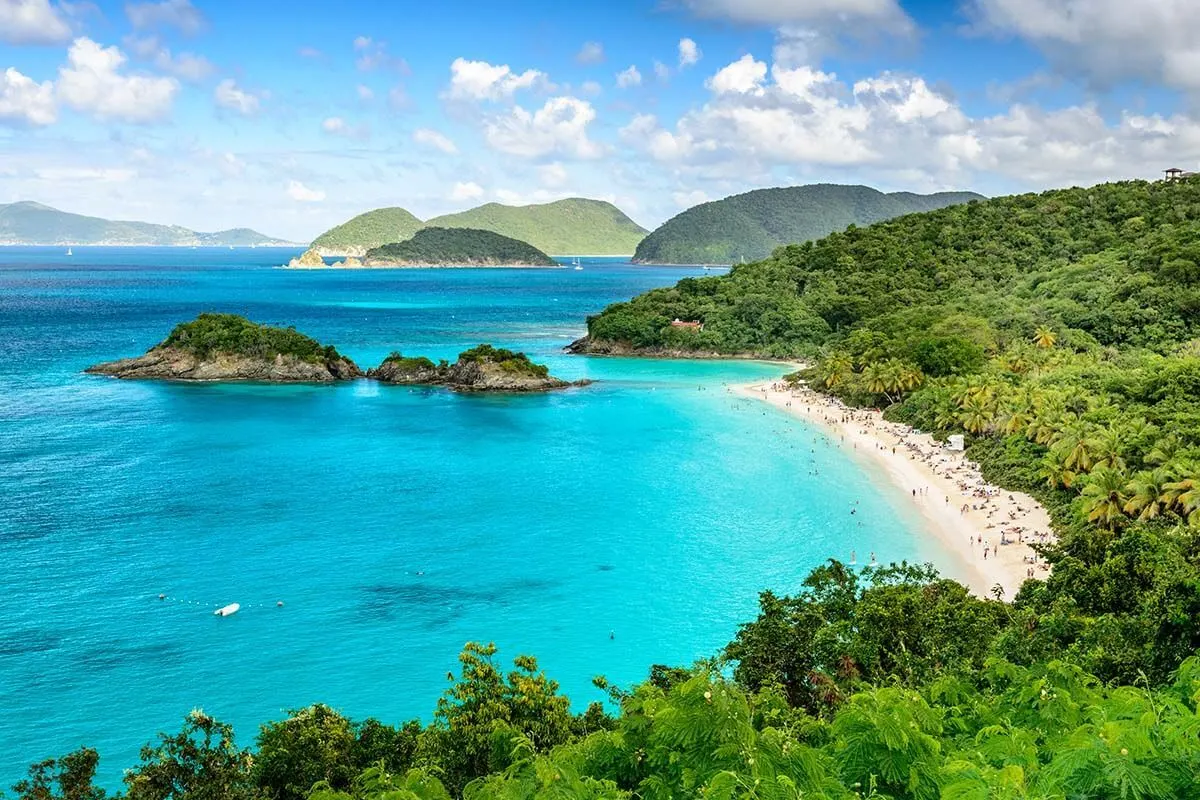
[456,345,549,378]
[364,228,557,267]
[593,180,1200,355]
[424,198,646,256]
[311,208,424,253]
[161,314,344,364]
[122,709,257,800]
[10,748,106,800]
[381,353,438,372]
[632,184,982,264]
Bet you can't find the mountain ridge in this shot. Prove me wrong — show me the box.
[633,184,985,265]
[311,197,647,256]
[0,201,298,247]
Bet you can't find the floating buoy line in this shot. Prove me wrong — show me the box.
[157,593,285,615]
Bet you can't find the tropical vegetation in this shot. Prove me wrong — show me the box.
[363,228,557,267]
[312,199,647,257]
[631,185,982,265]
[160,313,345,364]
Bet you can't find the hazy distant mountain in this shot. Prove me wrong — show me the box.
[311,198,648,256]
[633,185,986,265]
[0,201,298,246]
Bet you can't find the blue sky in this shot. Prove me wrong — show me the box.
[2,0,1199,240]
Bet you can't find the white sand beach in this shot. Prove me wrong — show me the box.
[736,380,1054,599]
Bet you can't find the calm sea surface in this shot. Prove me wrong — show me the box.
[0,248,943,787]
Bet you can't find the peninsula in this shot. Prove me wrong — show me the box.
[361,228,558,268]
[369,345,583,392]
[85,313,362,382]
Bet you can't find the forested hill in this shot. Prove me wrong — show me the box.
[585,179,1200,356]
[312,198,647,257]
[424,198,647,255]
[362,227,557,266]
[0,201,295,246]
[632,184,983,264]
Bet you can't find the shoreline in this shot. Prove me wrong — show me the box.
[735,380,1053,599]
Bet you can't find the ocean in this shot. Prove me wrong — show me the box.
[0,247,941,788]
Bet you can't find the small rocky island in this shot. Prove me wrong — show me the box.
[86,313,363,382]
[362,228,559,268]
[368,345,585,392]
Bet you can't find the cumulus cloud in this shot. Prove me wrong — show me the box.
[321,116,369,139]
[447,57,546,101]
[483,96,604,159]
[616,65,642,89]
[287,180,324,202]
[654,61,671,82]
[0,67,56,126]
[214,78,261,115]
[413,127,458,154]
[678,38,701,67]
[57,37,179,122]
[0,0,72,44]
[620,50,1200,190]
[352,36,406,72]
[125,36,213,82]
[125,0,204,35]
[450,181,485,200]
[967,0,1200,92]
[576,41,604,64]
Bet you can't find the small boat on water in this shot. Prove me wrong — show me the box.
[214,602,240,617]
[573,257,583,271]
[66,247,73,256]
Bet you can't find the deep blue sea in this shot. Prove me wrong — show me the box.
[0,247,945,788]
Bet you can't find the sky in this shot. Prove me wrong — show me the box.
[2,0,1200,241]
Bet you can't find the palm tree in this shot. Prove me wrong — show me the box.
[1124,469,1170,522]
[1034,326,1057,349]
[1146,435,1183,467]
[1079,467,1130,529]
[958,396,993,435]
[818,353,854,389]
[1051,420,1098,473]
[1161,464,1200,526]
[1040,447,1078,489]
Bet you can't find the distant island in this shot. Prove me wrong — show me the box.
[0,201,297,247]
[632,184,984,265]
[362,228,558,267]
[369,344,583,392]
[311,197,647,256]
[85,313,362,382]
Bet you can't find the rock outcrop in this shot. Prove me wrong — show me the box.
[368,346,589,392]
[286,248,326,268]
[330,256,363,268]
[87,348,362,382]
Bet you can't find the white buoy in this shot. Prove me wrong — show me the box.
[214,603,240,617]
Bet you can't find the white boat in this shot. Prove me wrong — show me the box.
[66,247,73,256]
[573,257,582,271]
[214,602,240,617]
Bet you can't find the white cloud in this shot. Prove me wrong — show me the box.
[538,162,568,188]
[580,80,602,96]
[967,0,1200,92]
[680,0,912,31]
[356,84,374,101]
[287,180,324,202]
[322,116,347,134]
[388,84,411,111]
[654,61,671,81]
[576,41,604,64]
[413,127,458,154]
[57,38,179,123]
[673,189,709,207]
[483,96,604,159]
[447,57,546,101]
[0,67,56,126]
[450,181,485,200]
[0,0,71,44]
[125,0,204,35]
[35,166,136,182]
[214,78,261,115]
[678,38,702,68]
[321,116,369,139]
[126,36,213,82]
[353,36,405,72]
[706,54,767,95]
[616,65,642,89]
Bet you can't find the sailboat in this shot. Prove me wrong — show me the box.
[573,257,582,271]
[66,247,73,256]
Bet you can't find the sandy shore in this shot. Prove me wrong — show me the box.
[735,380,1054,599]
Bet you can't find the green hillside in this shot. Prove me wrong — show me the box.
[425,198,647,255]
[310,207,425,255]
[0,201,294,246]
[633,184,983,264]
[363,227,557,266]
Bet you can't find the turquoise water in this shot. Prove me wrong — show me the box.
[0,248,940,788]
